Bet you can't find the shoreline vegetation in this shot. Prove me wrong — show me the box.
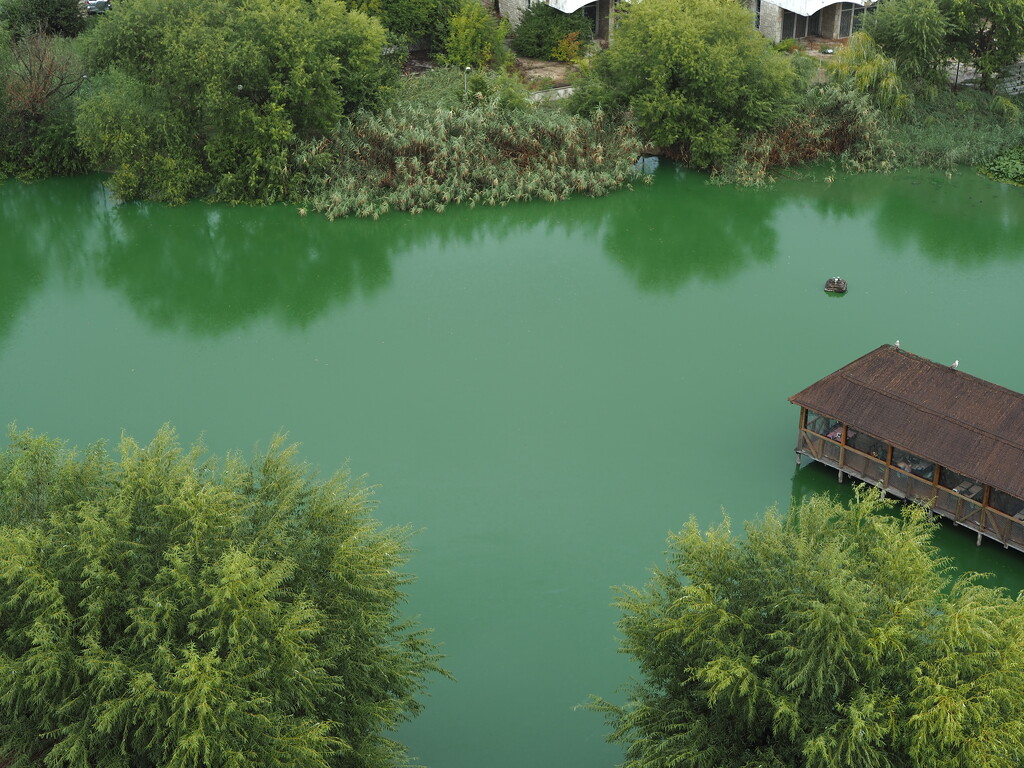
[1,0,1023,216]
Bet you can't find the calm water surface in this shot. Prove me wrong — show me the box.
[3,166,1024,767]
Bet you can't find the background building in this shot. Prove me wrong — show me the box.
[747,0,867,43]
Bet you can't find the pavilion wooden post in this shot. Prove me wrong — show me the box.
[837,425,848,482]
[796,407,806,465]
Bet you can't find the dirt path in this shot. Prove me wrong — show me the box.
[514,57,575,88]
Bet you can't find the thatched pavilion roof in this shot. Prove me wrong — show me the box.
[790,344,1024,499]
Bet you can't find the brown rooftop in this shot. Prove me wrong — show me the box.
[789,344,1024,499]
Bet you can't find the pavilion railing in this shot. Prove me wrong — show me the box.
[797,426,1024,552]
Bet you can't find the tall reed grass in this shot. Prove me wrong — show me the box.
[294,93,643,219]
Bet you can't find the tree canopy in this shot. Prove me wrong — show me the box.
[74,0,390,204]
[598,488,1024,768]
[0,426,443,768]
[861,0,949,84]
[570,0,798,169]
[942,0,1024,90]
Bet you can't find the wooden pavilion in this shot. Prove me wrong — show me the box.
[790,344,1024,552]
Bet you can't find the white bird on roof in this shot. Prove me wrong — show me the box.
[952,360,959,370]
[895,340,900,350]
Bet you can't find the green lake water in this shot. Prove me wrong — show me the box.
[3,165,1024,767]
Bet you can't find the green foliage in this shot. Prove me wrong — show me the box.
[774,37,804,53]
[982,144,1024,184]
[436,0,510,70]
[887,87,1024,169]
[346,0,459,43]
[862,0,948,83]
[74,0,390,204]
[511,3,592,60]
[569,0,798,169]
[550,31,583,64]
[596,488,1024,768]
[943,0,1024,90]
[293,69,642,219]
[717,82,896,185]
[0,425,444,768]
[0,0,83,39]
[827,32,908,115]
[0,31,89,179]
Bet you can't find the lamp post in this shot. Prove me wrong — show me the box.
[464,66,471,97]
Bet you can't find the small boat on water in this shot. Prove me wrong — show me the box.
[824,277,847,294]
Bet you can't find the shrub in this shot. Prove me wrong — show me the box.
[0,0,84,39]
[0,30,89,179]
[716,82,895,185]
[347,0,459,43]
[774,37,803,53]
[982,145,1024,185]
[550,30,583,63]
[511,3,592,60]
[436,0,510,70]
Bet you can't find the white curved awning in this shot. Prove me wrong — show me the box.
[547,0,864,18]
[769,0,866,16]
[546,0,596,13]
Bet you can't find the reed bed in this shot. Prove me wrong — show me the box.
[293,98,643,219]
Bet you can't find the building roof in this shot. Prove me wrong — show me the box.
[789,344,1024,499]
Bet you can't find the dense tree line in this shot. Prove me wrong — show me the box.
[0,0,640,207]
[2,0,1024,201]
[568,0,1024,182]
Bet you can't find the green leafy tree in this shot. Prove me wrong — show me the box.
[942,0,1024,90]
[437,0,510,70]
[596,488,1024,768]
[0,426,444,768]
[0,0,83,39]
[827,31,907,114]
[569,0,798,169]
[510,3,592,60]
[862,0,949,83]
[0,30,89,179]
[74,0,390,204]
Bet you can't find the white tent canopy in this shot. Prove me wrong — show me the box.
[768,0,866,16]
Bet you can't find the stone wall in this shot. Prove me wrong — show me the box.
[498,0,532,28]
[818,4,840,37]
[755,0,784,43]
